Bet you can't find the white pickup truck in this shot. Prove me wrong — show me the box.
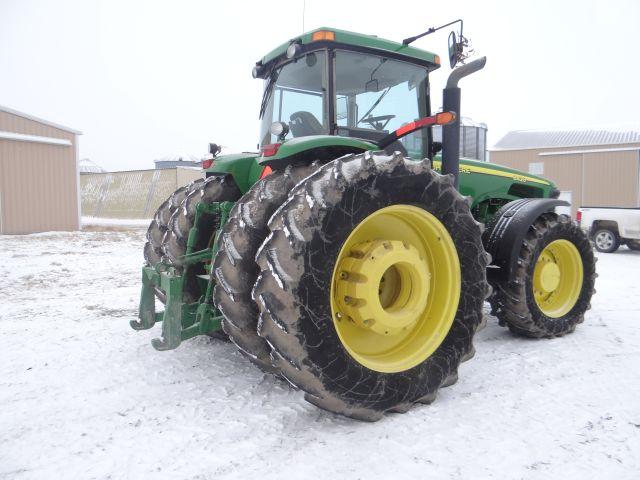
[577,207,640,253]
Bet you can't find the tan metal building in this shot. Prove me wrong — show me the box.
[489,128,640,217]
[0,105,81,234]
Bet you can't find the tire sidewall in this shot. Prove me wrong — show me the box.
[524,221,595,332]
[294,166,485,405]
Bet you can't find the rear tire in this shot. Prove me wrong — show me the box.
[252,152,488,420]
[161,174,241,304]
[144,180,201,269]
[593,228,619,253]
[627,240,640,251]
[213,162,320,374]
[489,213,596,338]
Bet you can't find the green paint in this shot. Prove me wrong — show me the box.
[204,152,261,194]
[258,135,378,165]
[133,201,234,350]
[431,157,556,223]
[260,27,440,69]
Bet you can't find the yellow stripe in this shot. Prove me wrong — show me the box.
[431,160,551,186]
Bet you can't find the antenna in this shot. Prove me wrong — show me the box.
[302,0,306,33]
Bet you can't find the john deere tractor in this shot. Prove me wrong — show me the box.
[133,22,596,421]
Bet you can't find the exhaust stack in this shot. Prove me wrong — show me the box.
[441,56,487,188]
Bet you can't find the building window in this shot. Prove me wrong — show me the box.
[528,162,544,175]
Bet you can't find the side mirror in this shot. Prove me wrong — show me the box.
[209,143,221,156]
[448,31,458,68]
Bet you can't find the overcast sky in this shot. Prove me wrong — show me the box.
[2,0,639,171]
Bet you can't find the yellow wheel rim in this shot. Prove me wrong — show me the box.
[330,205,461,373]
[533,239,583,318]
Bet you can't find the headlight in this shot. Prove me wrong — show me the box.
[252,63,264,79]
[269,121,289,138]
[286,43,301,59]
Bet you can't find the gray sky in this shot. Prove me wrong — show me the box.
[2,0,639,171]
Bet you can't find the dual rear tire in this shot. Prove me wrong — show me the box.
[216,152,489,420]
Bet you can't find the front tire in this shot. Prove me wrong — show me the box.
[252,152,488,420]
[490,213,596,338]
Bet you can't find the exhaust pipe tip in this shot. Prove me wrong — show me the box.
[446,56,487,88]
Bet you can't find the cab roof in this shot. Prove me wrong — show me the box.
[259,27,441,71]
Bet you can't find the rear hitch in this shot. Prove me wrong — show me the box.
[131,201,234,350]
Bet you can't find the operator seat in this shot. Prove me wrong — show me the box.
[289,111,324,137]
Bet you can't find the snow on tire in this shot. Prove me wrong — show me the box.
[213,162,321,374]
[252,152,488,421]
[159,174,241,306]
[143,181,196,269]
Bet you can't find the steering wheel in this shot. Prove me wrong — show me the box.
[360,114,396,130]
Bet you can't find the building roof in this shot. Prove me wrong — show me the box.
[154,153,201,163]
[0,104,82,135]
[491,126,640,151]
[79,158,105,173]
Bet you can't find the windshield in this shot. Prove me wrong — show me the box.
[259,51,328,146]
[334,50,430,159]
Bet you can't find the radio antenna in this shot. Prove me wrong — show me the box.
[302,0,306,33]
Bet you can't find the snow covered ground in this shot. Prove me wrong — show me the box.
[1,229,639,480]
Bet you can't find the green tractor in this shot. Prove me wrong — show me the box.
[133,23,596,421]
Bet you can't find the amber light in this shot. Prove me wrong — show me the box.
[435,111,456,125]
[311,30,335,42]
[260,166,273,179]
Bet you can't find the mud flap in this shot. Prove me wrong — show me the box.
[483,198,569,281]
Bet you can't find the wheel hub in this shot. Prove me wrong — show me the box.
[335,240,430,336]
[534,254,561,293]
[329,204,461,373]
[533,239,584,318]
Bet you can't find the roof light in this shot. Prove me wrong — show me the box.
[260,143,281,157]
[269,121,289,139]
[311,30,335,42]
[434,55,440,65]
[202,157,214,169]
[286,42,301,58]
[252,62,265,79]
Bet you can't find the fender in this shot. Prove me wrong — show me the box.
[483,198,570,281]
[258,135,378,168]
[204,152,261,194]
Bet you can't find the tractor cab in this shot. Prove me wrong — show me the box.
[255,28,441,161]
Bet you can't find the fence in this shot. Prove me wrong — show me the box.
[80,167,203,219]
